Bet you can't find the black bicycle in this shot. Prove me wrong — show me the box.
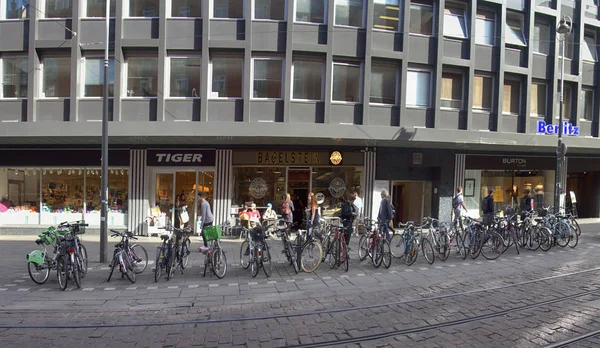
[276,220,299,274]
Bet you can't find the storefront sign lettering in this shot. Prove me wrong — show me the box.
[147,150,216,167]
[502,158,527,166]
[156,153,203,163]
[537,120,579,136]
[257,152,319,165]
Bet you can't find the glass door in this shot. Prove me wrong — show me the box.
[287,168,311,224]
[155,173,174,226]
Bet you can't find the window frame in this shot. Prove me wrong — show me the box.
[166,55,202,99]
[40,0,74,19]
[124,0,160,18]
[0,55,28,99]
[372,0,402,33]
[80,56,116,99]
[529,80,548,118]
[505,13,527,47]
[333,0,365,28]
[250,56,284,100]
[443,2,468,40]
[559,83,573,120]
[405,67,432,108]
[39,55,71,99]
[210,0,246,19]
[581,87,594,122]
[502,78,522,116]
[208,54,244,100]
[252,0,287,21]
[290,57,325,102]
[475,9,495,46]
[81,0,117,18]
[331,61,363,104]
[408,1,435,37]
[582,30,598,62]
[2,0,30,20]
[532,21,551,56]
[294,0,327,25]
[123,55,159,99]
[168,0,203,18]
[472,73,493,113]
[369,61,400,106]
[440,70,464,110]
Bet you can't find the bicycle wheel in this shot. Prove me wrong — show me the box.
[28,261,50,285]
[212,247,228,279]
[72,255,81,288]
[456,233,467,260]
[372,239,383,268]
[481,232,504,260]
[130,244,148,274]
[301,241,323,273]
[556,222,570,247]
[405,239,418,266]
[358,235,369,261]
[79,244,88,278]
[526,229,540,251]
[288,242,299,274]
[382,240,392,269]
[341,240,349,272]
[538,227,553,252]
[107,252,117,282]
[251,248,260,278]
[123,255,136,283]
[166,246,175,281]
[568,227,579,248]
[421,238,435,265]
[438,233,450,262]
[180,239,190,270]
[390,233,405,259]
[57,254,68,291]
[329,239,339,269]
[321,234,332,263]
[571,219,581,236]
[154,246,164,282]
[240,241,251,269]
[262,244,272,278]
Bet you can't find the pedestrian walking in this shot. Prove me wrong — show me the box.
[452,186,468,233]
[377,189,393,241]
[197,192,213,252]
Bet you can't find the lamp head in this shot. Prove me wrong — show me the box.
[557,16,572,35]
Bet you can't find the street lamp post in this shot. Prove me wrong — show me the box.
[554,16,573,214]
[99,0,110,263]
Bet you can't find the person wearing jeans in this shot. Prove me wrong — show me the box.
[377,189,393,241]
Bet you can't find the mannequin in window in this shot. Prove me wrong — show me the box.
[534,183,544,209]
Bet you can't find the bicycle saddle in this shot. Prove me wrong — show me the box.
[35,238,44,245]
[160,234,170,241]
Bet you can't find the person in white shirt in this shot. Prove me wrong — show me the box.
[353,191,363,217]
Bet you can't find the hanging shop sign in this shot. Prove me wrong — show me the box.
[536,121,579,136]
[147,150,216,166]
[329,151,343,165]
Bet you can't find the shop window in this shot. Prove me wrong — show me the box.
[129,0,159,17]
[373,0,400,31]
[443,4,467,39]
[84,168,129,226]
[334,0,363,27]
[406,69,430,107]
[475,10,494,46]
[1,57,27,98]
[232,167,286,211]
[213,0,244,18]
[172,0,202,17]
[332,62,361,103]
[5,0,29,19]
[473,74,492,112]
[505,14,527,47]
[440,71,463,109]
[530,81,547,117]
[0,168,40,225]
[255,0,285,20]
[583,32,598,62]
[40,169,84,225]
[83,58,115,97]
[295,0,325,23]
[252,58,283,99]
[370,62,397,105]
[45,0,72,18]
[292,59,323,101]
[311,167,362,217]
[42,57,71,98]
[169,57,201,98]
[582,88,594,121]
[86,0,116,17]
[409,1,433,36]
[532,21,550,55]
[210,56,243,98]
[126,56,158,97]
[502,79,521,115]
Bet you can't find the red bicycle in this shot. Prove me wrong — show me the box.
[327,224,349,272]
[358,219,392,268]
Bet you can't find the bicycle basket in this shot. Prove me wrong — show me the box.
[203,225,222,241]
[249,226,264,243]
[72,224,85,235]
[38,231,56,245]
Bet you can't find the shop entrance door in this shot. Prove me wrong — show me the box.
[287,168,310,224]
[391,181,432,225]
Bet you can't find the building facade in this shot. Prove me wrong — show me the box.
[1,0,600,234]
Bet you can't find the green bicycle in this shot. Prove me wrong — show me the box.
[26,226,69,285]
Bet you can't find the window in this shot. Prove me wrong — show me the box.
[473,74,492,111]
[532,22,550,55]
[373,0,400,31]
[172,0,202,17]
[86,0,116,17]
[334,0,363,27]
[42,57,70,98]
[582,88,594,121]
[252,59,283,99]
[129,0,159,17]
[475,10,494,45]
[440,72,463,109]
[0,168,39,225]
[502,79,521,115]
[84,168,129,226]
[296,0,325,23]
[213,0,244,18]
[210,57,243,98]
[505,15,527,47]
[292,59,323,100]
[409,1,433,35]
[332,63,361,102]
[562,84,572,120]
[83,58,115,97]
[443,4,467,39]
[254,0,285,20]
[583,32,598,62]
[5,0,29,19]
[126,57,158,97]
[1,57,27,98]
[169,57,201,98]
[530,82,547,116]
[559,27,574,59]
[45,0,72,18]
[406,69,430,107]
[370,63,397,104]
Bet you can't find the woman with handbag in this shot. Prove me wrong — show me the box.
[176,192,190,228]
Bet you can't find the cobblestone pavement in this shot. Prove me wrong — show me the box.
[1,223,600,347]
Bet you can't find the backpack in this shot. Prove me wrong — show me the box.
[452,194,461,209]
[282,202,291,215]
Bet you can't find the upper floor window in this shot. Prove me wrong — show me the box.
[85,0,116,17]
[129,0,159,17]
[42,56,71,98]
[334,0,363,27]
[296,0,325,24]
[561,28,575,59]
[169,57,201,98]
[370,62,397,104]
[332,62,361,103]
[582,88,594,121]
[83,57,115,97]
[505,14,526,47]
[254,0,285,20]
[292,59,323,101]
[473,74,492,112]
[562,83,572,120]
[1,57,27,98]
[475,10,494,45]
[583,31,598,62]
[443,4,467,39]
[532,21,550,55]
[409,1,433,36]
[406,68,430,107]
[213,0,244,18]
[210,56,243,98]
[252,58,283,99]
[5,0,29,19]
[172,0,202,17]
[440,71,463,109]
[502,79,521,115]
[126,56,158,97]
[45,0,72,18]
[373,0,400,31]
[530,81,547,117]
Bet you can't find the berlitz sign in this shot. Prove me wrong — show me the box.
[147,150,216,166]
[537,120,579,136]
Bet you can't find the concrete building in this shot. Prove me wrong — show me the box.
[0,0,600,234]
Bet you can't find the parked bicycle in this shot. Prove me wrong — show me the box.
[26,227,65,284]
[154,225,190,282]
[358,219,391,268]
[107,229,147,284]
[201,225,227,279]
[246,224,272,278]
[275,220,299,274]
[295,221,323,273]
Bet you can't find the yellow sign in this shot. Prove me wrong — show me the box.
[330,151,342,165]
[493,186,503,203]
[257,151,319,165]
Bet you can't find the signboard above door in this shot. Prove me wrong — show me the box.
[147,150,216,166]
